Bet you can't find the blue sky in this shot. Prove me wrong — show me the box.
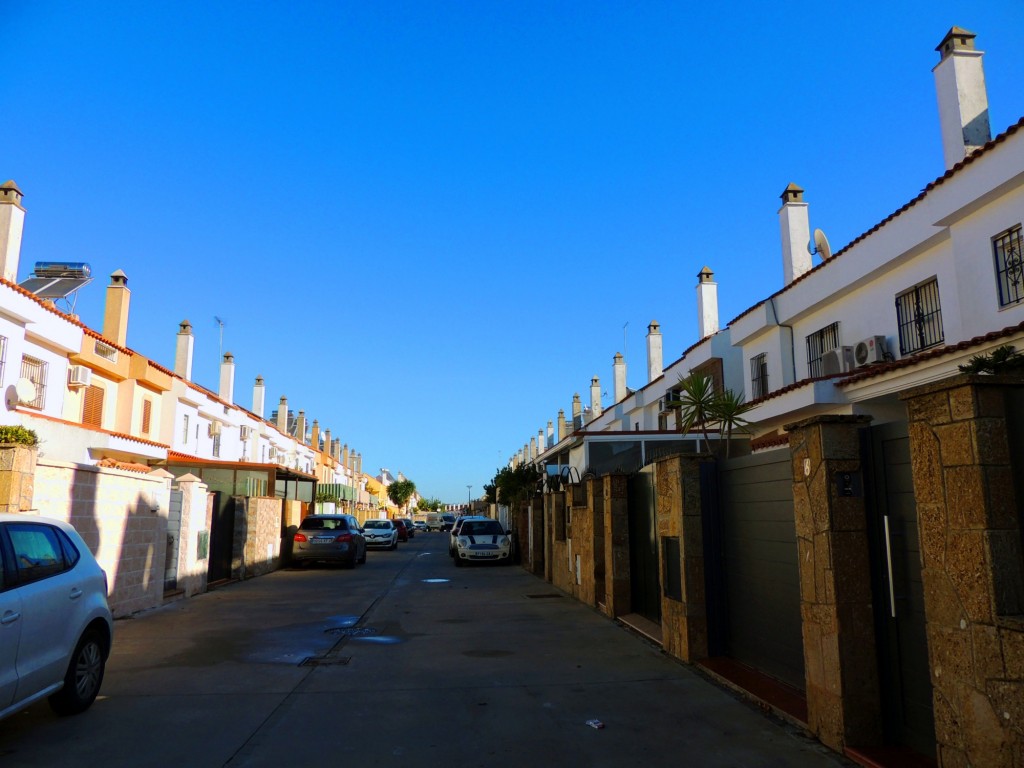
[5,2,1024,503]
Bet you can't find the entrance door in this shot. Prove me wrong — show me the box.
[717,451,804,690]
[627,465,660,623]
[869,422,935,757]
[207,492,235,583]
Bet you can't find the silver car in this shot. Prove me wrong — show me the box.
[0,514,113,721]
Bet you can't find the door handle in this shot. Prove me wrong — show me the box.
[69,588,83,600]
[883,515,897,618]
[1,610,20,625]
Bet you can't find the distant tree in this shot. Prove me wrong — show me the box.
[387,479,416,512]
[488,464,542,509]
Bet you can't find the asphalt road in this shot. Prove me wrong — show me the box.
[0,531,848,767]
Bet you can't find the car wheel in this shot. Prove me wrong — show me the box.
[49,628,107,716]
[454,555,464,567]
[390,541,397,551]
[357,548,366,564]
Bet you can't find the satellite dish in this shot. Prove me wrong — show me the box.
[15,378,36,404]
[4,385,18,411]
[811,228,832,261]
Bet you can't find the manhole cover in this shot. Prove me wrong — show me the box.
[325,626,378,637]
[525,593,563,599]
[300,656,351,667]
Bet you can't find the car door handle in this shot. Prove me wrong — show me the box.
[69,587,84,600]
[1,610,20,625]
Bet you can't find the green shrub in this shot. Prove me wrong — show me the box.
[0,426,38,446]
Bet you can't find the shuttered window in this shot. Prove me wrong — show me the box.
[82,385,104,428]
[141,399,152,435]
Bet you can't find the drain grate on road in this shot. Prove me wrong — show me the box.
[300,656,352,667]
[525,593,563,599]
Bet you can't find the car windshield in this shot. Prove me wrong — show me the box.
[460,521,503,536]
[363,520,392,530]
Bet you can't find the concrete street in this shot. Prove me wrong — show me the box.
[0,532,849,767]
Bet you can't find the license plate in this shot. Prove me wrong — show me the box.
[313,536,335,543]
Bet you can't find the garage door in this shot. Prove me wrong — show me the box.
[716,450,804,690]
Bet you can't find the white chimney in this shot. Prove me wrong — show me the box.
[557,409,567,440]
[590,377,603,419]
[530,436,537,459]
[252,375,265,417]
[277,396,288,432]
[0,181,25,283]
[219,352,235,403]
[572,392,582,427]
[323,428,331,456]
[646,321,663,382]
[175,320,194,380]
[934,27,991,171]
[613,353,627,403]
[547,419,554,445]
[779,184,811,285]
[697,267,720,338]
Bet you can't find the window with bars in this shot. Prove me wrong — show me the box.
[182,414,190,444]
[750,353,768,399]
[994,224,1024,307]
[896,278,944,355]
[141,399,152,435]
[212,433,221,458]
[0,335,6,383]
[82,384,104,428]
[94,339,118,362]
[19,357,47,409]
[806,322,840,378]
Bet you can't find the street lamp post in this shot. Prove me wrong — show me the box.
[467,484,472,512]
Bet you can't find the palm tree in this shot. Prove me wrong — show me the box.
[711,388,753,458]
[671,374,718,451]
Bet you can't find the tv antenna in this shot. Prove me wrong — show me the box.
[810,228,832,261]
[214,316,225,361]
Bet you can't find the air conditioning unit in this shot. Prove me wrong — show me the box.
[239,425,251,439]
[821,346,854,376]
[854,336,888,367]
[67,365,92,388]
[208,421,221,437]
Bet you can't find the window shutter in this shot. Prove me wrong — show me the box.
[82,385,104,428]
[141,399,152,435]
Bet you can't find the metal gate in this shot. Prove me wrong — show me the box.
[207,491,235,584]
[164,489,183,591]
[868,422,935,757]
[627,465,660,623]
[716,451,804,690]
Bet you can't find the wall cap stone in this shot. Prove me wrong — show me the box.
[900,373,1024,401]
[784,414,873,431]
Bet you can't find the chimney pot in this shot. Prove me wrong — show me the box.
[0,180,25,284]
[933,26,991,170]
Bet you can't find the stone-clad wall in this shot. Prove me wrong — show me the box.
[234,495,284,580]
[902,376,1024,768]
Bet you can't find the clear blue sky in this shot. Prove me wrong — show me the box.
[6,2,1024,503]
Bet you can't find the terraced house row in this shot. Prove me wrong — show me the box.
[0,179,380,617]
[508,28,1024,767]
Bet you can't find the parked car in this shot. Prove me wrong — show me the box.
[393,519,409,542]
[362,519,398,550]
[0,514,113,722]
[449,515,489,557]
[452,518,512,566]
[413,521,427,532]
[402,519,416,538]
[425,513,444,531]
[292,514,366,568]
[440,513,457,532]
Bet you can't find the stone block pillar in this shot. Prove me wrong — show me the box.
[603,474,631,617]
[0,444,37,513]
[786,415,881,751]
[655,454,710,662]
[902,375,1024,767]
[175,472,210,598]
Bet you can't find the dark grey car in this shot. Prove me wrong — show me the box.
[292,514,366,568]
